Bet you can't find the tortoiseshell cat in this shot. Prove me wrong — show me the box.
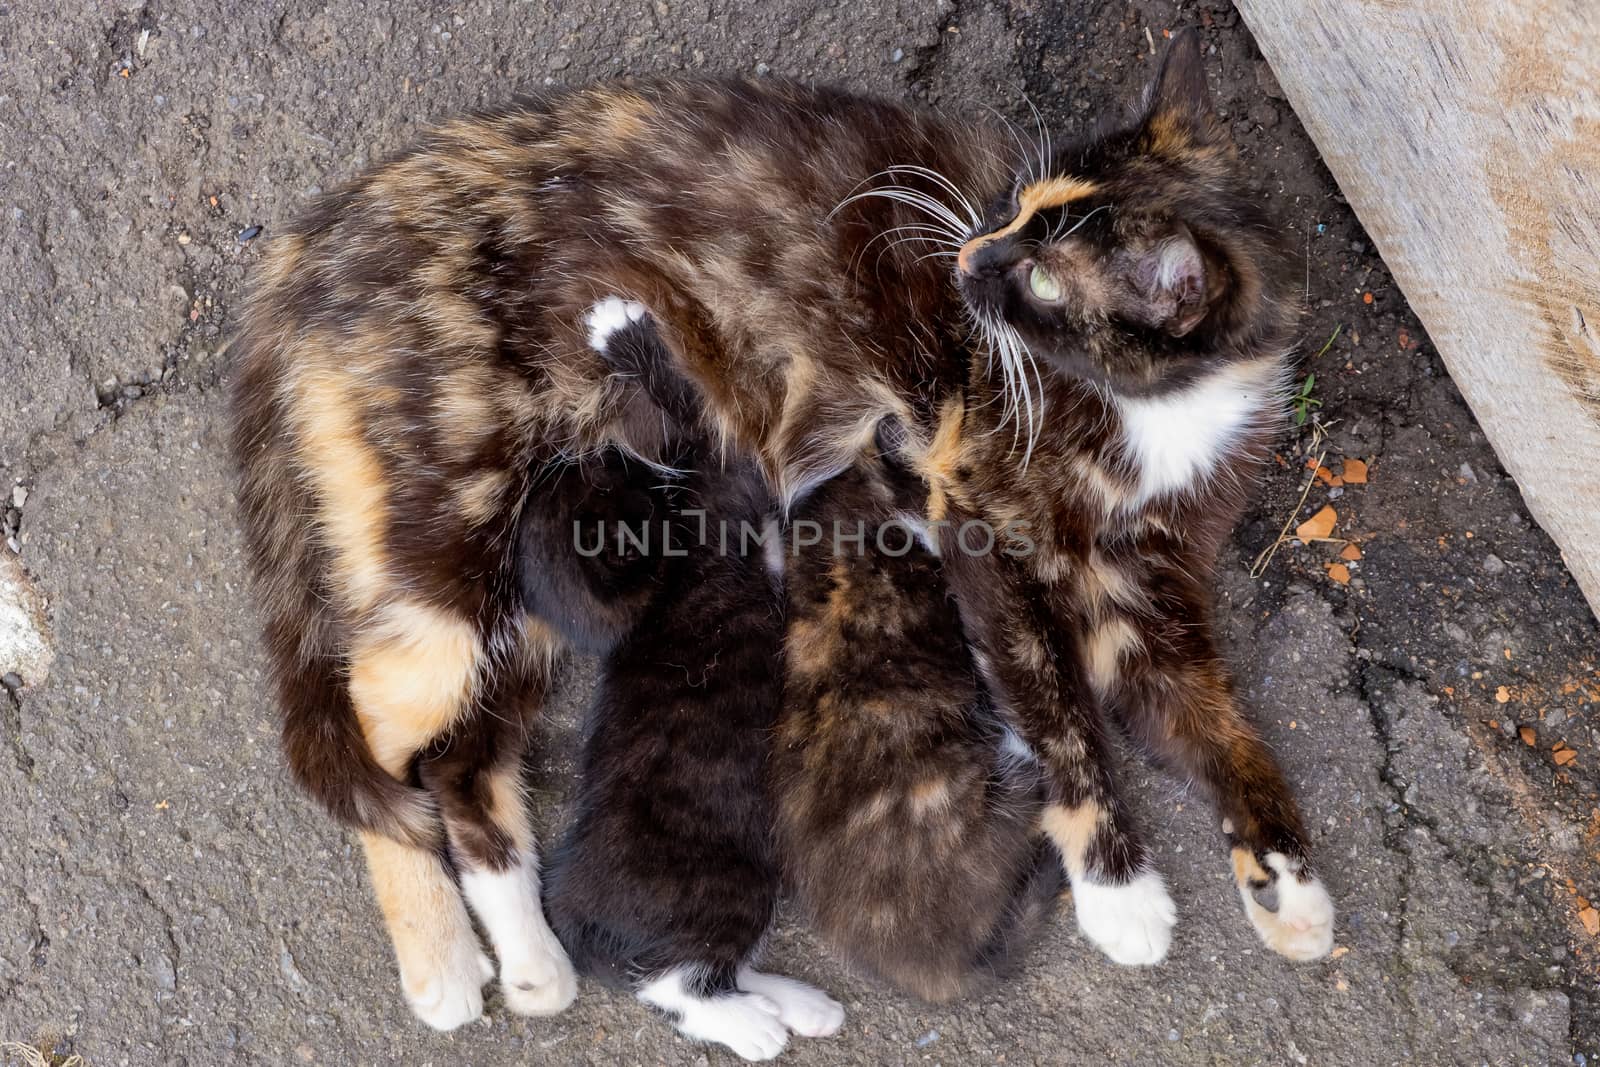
[556,31,1332,980]
[231,29,1329,1028]
[531,310,844,1060]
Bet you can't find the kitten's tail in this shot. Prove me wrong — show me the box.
[968,834,1067,982]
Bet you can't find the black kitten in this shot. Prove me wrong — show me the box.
[535,307,845,1061]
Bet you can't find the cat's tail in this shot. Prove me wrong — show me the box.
[270,622,441,852]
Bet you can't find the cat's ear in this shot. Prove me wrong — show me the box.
[1141,28,1228,153]
[1123,225,1217,337]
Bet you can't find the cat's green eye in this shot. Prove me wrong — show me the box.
[1028,264,1062,302]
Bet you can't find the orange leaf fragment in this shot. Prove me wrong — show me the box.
[1314,465,1336,485]
[1296,505,1337,542]
[1363,291,1374,304]
[1341,458,1369,484]
[1556,748,1578,766]
[1581,907,1600,936]
[1340,543,1363,561]
[1330,945,1350,959]
[1326,563,1351,585]
[1496,686,1512,704]
[1519,725,1537,746]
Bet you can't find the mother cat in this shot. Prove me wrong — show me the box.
[231,30,1331,1029]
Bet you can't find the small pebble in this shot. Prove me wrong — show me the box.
[755,62,771,76]
[1,672,22,693]
[176,232,191,245]
[1546,708,1566,727]
[548,53,571,71]
[915,1029,939,1047]
[238,225,262,243]
[1458,461,1479,485]
[1481,553,1506,575]
[1168,1029,1181,1041]
[11,485,25,509]
[890,47,905,63]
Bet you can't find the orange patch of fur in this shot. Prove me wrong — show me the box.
[1042,801,1103,879]
[957,175,1100,272]
[350,601,482,774]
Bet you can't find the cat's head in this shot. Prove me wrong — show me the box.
[954,29,1293,399]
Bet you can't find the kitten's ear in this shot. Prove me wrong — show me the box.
[1142,28,1228,153]
[1125,226,1215,337]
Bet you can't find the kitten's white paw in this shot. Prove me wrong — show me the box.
[402,940,493,1031]
[500,941,578,1016]
[1238,851,1335,961]
[684,992,789,1061]
[639,970,789,1062]
[737,968,845,1037]
[585,295,649,351]
[1073,869,1177,966]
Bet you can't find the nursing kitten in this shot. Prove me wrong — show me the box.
[231,29,1328,1027]
[777,439,1067,1000]
[534,309,844,1061]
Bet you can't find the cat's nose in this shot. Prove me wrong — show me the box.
[957,233,1019,279]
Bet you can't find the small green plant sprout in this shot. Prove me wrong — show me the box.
[1292,373,1321,426]
[1292,325,1343,427]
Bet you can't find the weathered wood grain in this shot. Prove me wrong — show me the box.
[1236,0,1600,618]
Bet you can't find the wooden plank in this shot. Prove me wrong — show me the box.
[1235,0,1600,618]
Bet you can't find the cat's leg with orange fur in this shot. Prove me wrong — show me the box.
[345,603,503,1029]
[940,542,1176,966]
[1099,600,1334,961]
[417,618,576,1018]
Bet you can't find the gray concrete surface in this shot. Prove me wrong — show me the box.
[2,1,1597,1063]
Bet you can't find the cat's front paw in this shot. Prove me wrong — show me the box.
[585,295,650,352]
[1233,849,1335,960]
[401,938,494,1031]
[1072,869,1177,966]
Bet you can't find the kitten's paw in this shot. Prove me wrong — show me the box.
[1073,869,1177,966]
[1234,850,1335,961]
[401,940,493,1031]
[585,295,649,352]
[639,970,789,1061]
[737,969,846,1037]
[500,940,578,1016]
[678,993,790,1062]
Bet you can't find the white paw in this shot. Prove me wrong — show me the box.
[1073,869,1177,966]
[737,968,845,1038]
[1241,852,1335,961]
[680,992,789,1062]
[403,943,493,1031]
[585,295,648,351]
[500,941,578,1016]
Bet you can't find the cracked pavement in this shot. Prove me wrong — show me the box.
[2,0,1597,1063]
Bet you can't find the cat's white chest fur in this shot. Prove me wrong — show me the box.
[1113,357,1284,508]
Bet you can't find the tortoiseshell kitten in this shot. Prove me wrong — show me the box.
[232,29,1328,1027]
[777,438,1067,1001]
[534,309,843,1061]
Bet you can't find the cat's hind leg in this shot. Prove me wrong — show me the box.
[345,608,505,1029]
[359,831,493,1030]
[417,624,577,1016]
